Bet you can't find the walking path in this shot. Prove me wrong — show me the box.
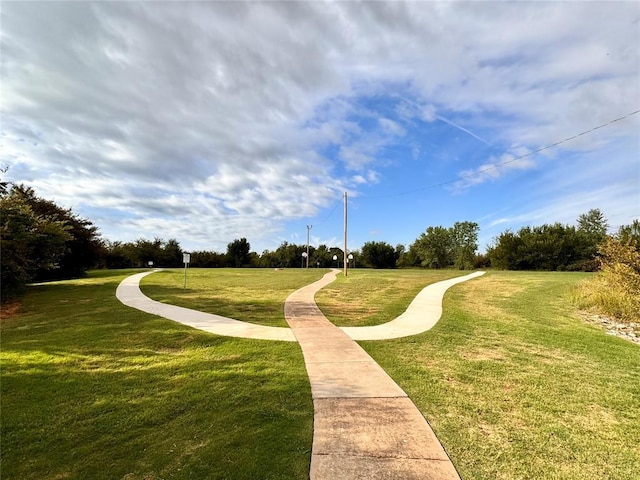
[116,271,296,341]
[116,270,483,342]
[116,269,485,479]
[284,271,481,480]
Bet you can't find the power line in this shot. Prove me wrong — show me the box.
[360,109,640,199]
[315,197,342,226]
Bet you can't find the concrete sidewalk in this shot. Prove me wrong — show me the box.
[117,268,486,478]
[116,270,484,342]
[116,270,296,341]
[285,270,469,480]
[341,271,485,340]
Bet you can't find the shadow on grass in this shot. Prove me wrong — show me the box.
[1,272,313,480]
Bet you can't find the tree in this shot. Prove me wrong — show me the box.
[161,238,183,267]
[397,243,421,268]
[451,221,479,270]
[487,216,603,271]
[310,244,332,268]
[487,230,522,270]
[577,208,609,261]
[190,250,227,268]
[1,186,71,297]
[617,220,640,251]
[9,185,102,279]
[226,238,251,267]
[360,241,397,269]
[413,226,453,268]
[577,209,609,244]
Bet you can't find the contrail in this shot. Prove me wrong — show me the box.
[437,115,491,145]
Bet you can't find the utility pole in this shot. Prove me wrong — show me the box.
[343,191,348,277]
[306,225,312,268]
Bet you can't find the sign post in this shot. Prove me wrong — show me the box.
[183,252,191,290]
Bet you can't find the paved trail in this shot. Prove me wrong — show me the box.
[116,269,485,479]
[284,271,480,479]
[116,269,483,342]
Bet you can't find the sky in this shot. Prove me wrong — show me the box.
[2,1,639,255]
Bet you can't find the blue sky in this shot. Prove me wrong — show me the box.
[3,1,639,254]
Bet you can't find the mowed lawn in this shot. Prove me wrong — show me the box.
[316,270,640,480]
[0,269,324,480]
[2,268,639,479]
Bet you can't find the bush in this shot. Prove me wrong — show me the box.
[573,237,640,322]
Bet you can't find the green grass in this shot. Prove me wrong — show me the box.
[315,269,467,327]
[140,268,328,327]
[1,269,313,480]
[3,268,638,479]
[346,271,640,480]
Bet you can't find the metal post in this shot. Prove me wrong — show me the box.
[182,252,191,290]
[183,263,188,290]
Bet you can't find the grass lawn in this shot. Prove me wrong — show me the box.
[319,270,639,480]
[1,269,316,480]
[140,268,327,327]
[315,268,468,327]
[3,268,638,479]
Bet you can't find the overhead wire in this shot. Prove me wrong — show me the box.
[357,109,640,199]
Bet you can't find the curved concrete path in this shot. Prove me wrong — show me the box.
[116,269,485,479]
[342,271,485,340]
[285,271,474,480]
[116,270,484,342]
[116,270,296,341]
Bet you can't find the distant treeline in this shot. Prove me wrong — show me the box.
[2,181,639,300]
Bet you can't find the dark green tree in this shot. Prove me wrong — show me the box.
[161,238,183,267]
[1,186,71,297]
[577,208,609,261]
[9,185,102,279]
[310,244,332,268]
[617,219,640,251]
[226,238,251,267]
[360,241,397,269]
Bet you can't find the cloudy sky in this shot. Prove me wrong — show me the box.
[3,1,639,254]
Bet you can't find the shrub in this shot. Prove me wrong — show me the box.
[573,237,640,322]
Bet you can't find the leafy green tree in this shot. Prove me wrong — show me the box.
[397,243,421,267]
[617,219,640,251]
[310,244,332,268]
[577,208,609,261]
[360,241,397,269]
[226,238,251,267]
[487,230,522,270]
[101,240,135,269]
[451,221,479,270]
[488,217,603,271]
[9,185,102,279]
[577,209,609,244]
[413,226,453,268]
[161,238,183,267]
[190,250,227,268]
[1,187,71,297]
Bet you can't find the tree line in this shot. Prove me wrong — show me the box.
[3,180,639,300]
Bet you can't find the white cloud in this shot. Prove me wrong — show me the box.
[2,1,638,252]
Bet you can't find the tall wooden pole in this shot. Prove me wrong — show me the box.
[306,225,312,268]
[343,191,348,277]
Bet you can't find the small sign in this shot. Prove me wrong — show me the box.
[148,261,154,267]
[183,253,191,264]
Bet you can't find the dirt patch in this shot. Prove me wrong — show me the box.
[0,301,21,321]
